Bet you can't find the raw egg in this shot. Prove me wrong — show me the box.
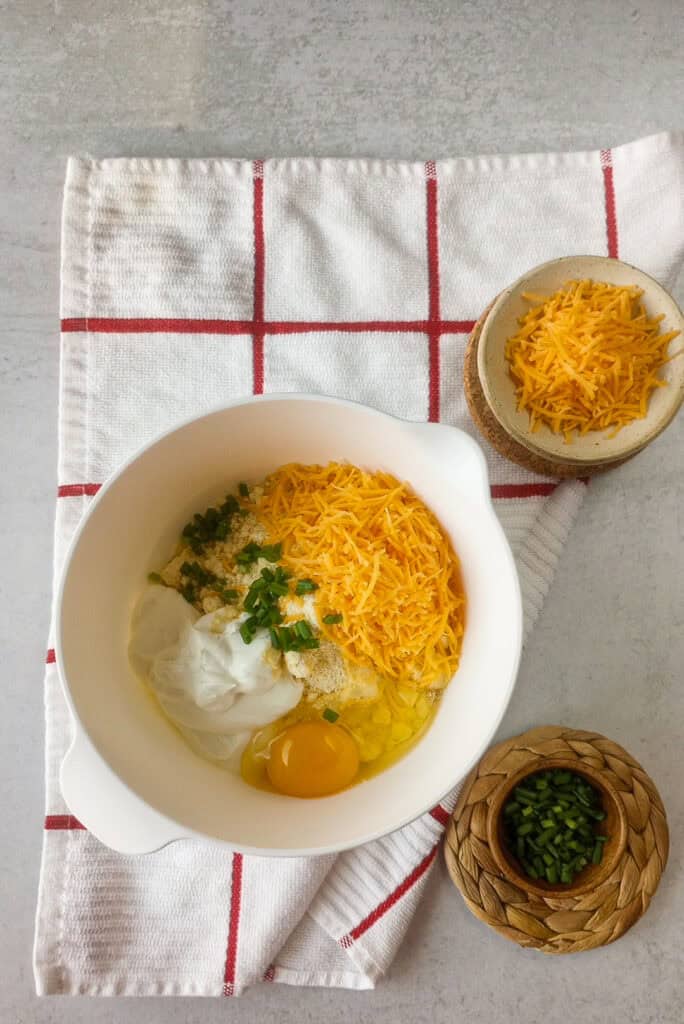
[266,720,360,797]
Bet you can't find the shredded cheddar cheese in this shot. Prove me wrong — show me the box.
[256,463,465,688]
[505,279,681,441]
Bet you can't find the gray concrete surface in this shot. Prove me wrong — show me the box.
[1,1,682,1021]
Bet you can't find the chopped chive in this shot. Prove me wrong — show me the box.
[322,708,339,723]
[269,627,281,649]
[295,579,319,595]
[323,613,343,625]
[503,769,609,886]
[239,622,254,644]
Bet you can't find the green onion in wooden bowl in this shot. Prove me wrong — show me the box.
[487,755,627,900]
[502,768,608,886]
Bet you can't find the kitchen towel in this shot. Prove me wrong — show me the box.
[35,131,684,995]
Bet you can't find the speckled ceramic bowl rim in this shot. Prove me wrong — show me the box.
[477,255,684,465]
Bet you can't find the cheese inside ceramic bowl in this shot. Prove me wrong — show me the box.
[56,395,522,856]
[478,256,684,465]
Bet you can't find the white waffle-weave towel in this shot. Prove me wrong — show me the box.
[35,131,684,995]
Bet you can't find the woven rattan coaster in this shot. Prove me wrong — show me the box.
[463,316,630,477]
[444,725,669,954]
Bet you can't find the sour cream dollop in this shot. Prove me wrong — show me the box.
[130,585,303,763]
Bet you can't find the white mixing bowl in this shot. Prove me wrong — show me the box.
[57,395,522,856]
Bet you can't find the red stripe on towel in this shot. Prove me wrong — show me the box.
[426,161,442,423]
[61,317,256,335]
[252,160,265,395]
[61,316,476,336]
[339,843,439,946]
[223,852,244,996]
[429,803,450,826]
[491,482,558,499]
[45,815,86,830]
[600,149,619,259]
[57,482,101,497]
[57,480,556,500]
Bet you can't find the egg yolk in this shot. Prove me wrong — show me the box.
[266,721,360,798]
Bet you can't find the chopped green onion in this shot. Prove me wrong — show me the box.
[503,769,609,886]
[295,579,319,595]
[239,622,254,644]
[322,613,343,625]
[322,708,339,723]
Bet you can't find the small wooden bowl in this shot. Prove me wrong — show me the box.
[444,725,669,954]
[487,757,627,900]
[477,256,684,469]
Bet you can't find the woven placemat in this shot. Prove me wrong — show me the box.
[444,725,669,954]
[463,316,630,477]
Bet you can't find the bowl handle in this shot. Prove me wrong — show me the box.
[60,729,188,854]
[408,422,492,503]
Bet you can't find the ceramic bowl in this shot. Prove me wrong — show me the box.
[477,256,684,467]
[56,394,522,856]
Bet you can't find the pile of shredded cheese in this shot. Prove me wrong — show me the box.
[257,462,465,688]
[505,279,680,441]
